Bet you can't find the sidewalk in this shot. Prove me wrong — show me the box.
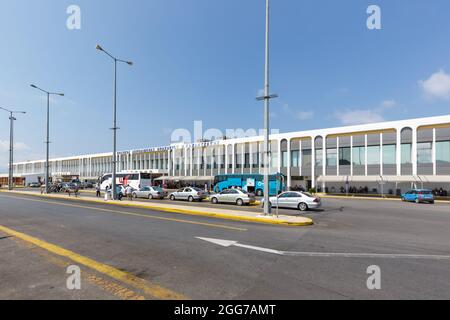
[0,190,313,227]
[317,193,450,204]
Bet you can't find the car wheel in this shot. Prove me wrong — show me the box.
[133,193,137,198]
[430,200,435,204]
[298,202,308,212]
[415,198,420,204]
[188,196,194,202]
[211,197,219,204]
[256,189,263,197]
[401,197,405,201]
[170,195,175,201]
[148,194,153,200]
[236,199,244,206]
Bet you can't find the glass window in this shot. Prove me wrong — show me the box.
[401,143,411,164]
[339,147,351,165]
[326,148,337,167]
[383,145,396,165]
[291,150,299,167]
[367,146,380,165]
[352,146,365,166]
[436,141,450,164]
[281,151,288,168]
[417,142,432,164]
[315,149,323,166]
[302,149,311,167]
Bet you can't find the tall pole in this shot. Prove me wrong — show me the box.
[45,92,50,194]
[8,113,14,190]
[112,59,118,200]
[96,44,133,201]
[1,107,25,191]
[263,0,271,215]
[30,84,64,194]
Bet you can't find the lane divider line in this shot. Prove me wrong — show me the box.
[0,190,313,227]
[0,193,247,232]
[0,190,314,227]
[0,224,188,300]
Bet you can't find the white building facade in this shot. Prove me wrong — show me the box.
[10,115,450,194]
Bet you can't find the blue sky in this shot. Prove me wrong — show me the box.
[1,0,450,170]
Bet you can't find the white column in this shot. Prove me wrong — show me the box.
[299,140,302,177]
[232,144,236,174]
[365,134,368,176]
[396,128,401,176]
[311,137,316,189]
[249,143,253,174]
[432,128,437,176]
[336,137,340,177]
[380,132,383,177]
[350,136,354,177]
[287,139,291,190]
[412,127,418,175]
[277,139,282,174]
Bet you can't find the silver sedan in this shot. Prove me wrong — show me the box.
[169,187,208,202]
[132,186,168,200]
[210,189,256,206]
[263,191,321,211]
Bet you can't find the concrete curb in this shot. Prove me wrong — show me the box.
[0,190,314,227]
[317,194,450,204]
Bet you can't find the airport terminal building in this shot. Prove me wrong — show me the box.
[6,115,450,194]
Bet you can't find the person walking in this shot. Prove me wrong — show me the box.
[125,184,133,201]
[95,183,101,198]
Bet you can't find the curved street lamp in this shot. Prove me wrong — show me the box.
[96,44,133,200]
[30,84,64,194]
[0,106,26,190]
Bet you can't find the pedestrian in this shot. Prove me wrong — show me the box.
[126,184,133,201]
[95,183,101,198]
[116,185,123,201]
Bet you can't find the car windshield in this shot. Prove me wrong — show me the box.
[192,187,203,192]
[153,187,163,192]
[418,191,432,195]
[302,192,313,198]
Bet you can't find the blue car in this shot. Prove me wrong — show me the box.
[401,189,435,204]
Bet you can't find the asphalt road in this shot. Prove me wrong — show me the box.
[1,192,450,300]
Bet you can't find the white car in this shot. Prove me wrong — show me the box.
[210,189,256,206]
[132,186,168,200]
[169,187,208,202]
[262,191,321,211]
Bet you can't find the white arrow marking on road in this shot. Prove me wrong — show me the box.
[196,237,450,260]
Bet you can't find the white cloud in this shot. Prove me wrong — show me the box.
[295,111,313,120]
[336,109,385,126]
[380,100,396,108]
[0,140,30,152]
[283,104,314,121]
[335,99,398,126]
[419,70,450,100]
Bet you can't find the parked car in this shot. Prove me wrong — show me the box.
[210,189,256,206]
[401,189,435,204]
[262,191,321,211]
[28,182,41,188]
[169,187,208,202]
[133,186,168,200]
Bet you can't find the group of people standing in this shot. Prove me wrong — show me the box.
[97,183,134,201]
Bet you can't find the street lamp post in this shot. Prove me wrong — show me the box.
[30,85,64,194]
[257,0,278,215]
[96,44,133,200]
[0,107,26,190]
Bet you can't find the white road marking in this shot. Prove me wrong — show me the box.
[197,237,450,260]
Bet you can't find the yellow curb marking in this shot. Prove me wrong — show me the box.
[0,193,248,232]
[0,191,313,227]
[12,237,145,300]
[0,224,187,300]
